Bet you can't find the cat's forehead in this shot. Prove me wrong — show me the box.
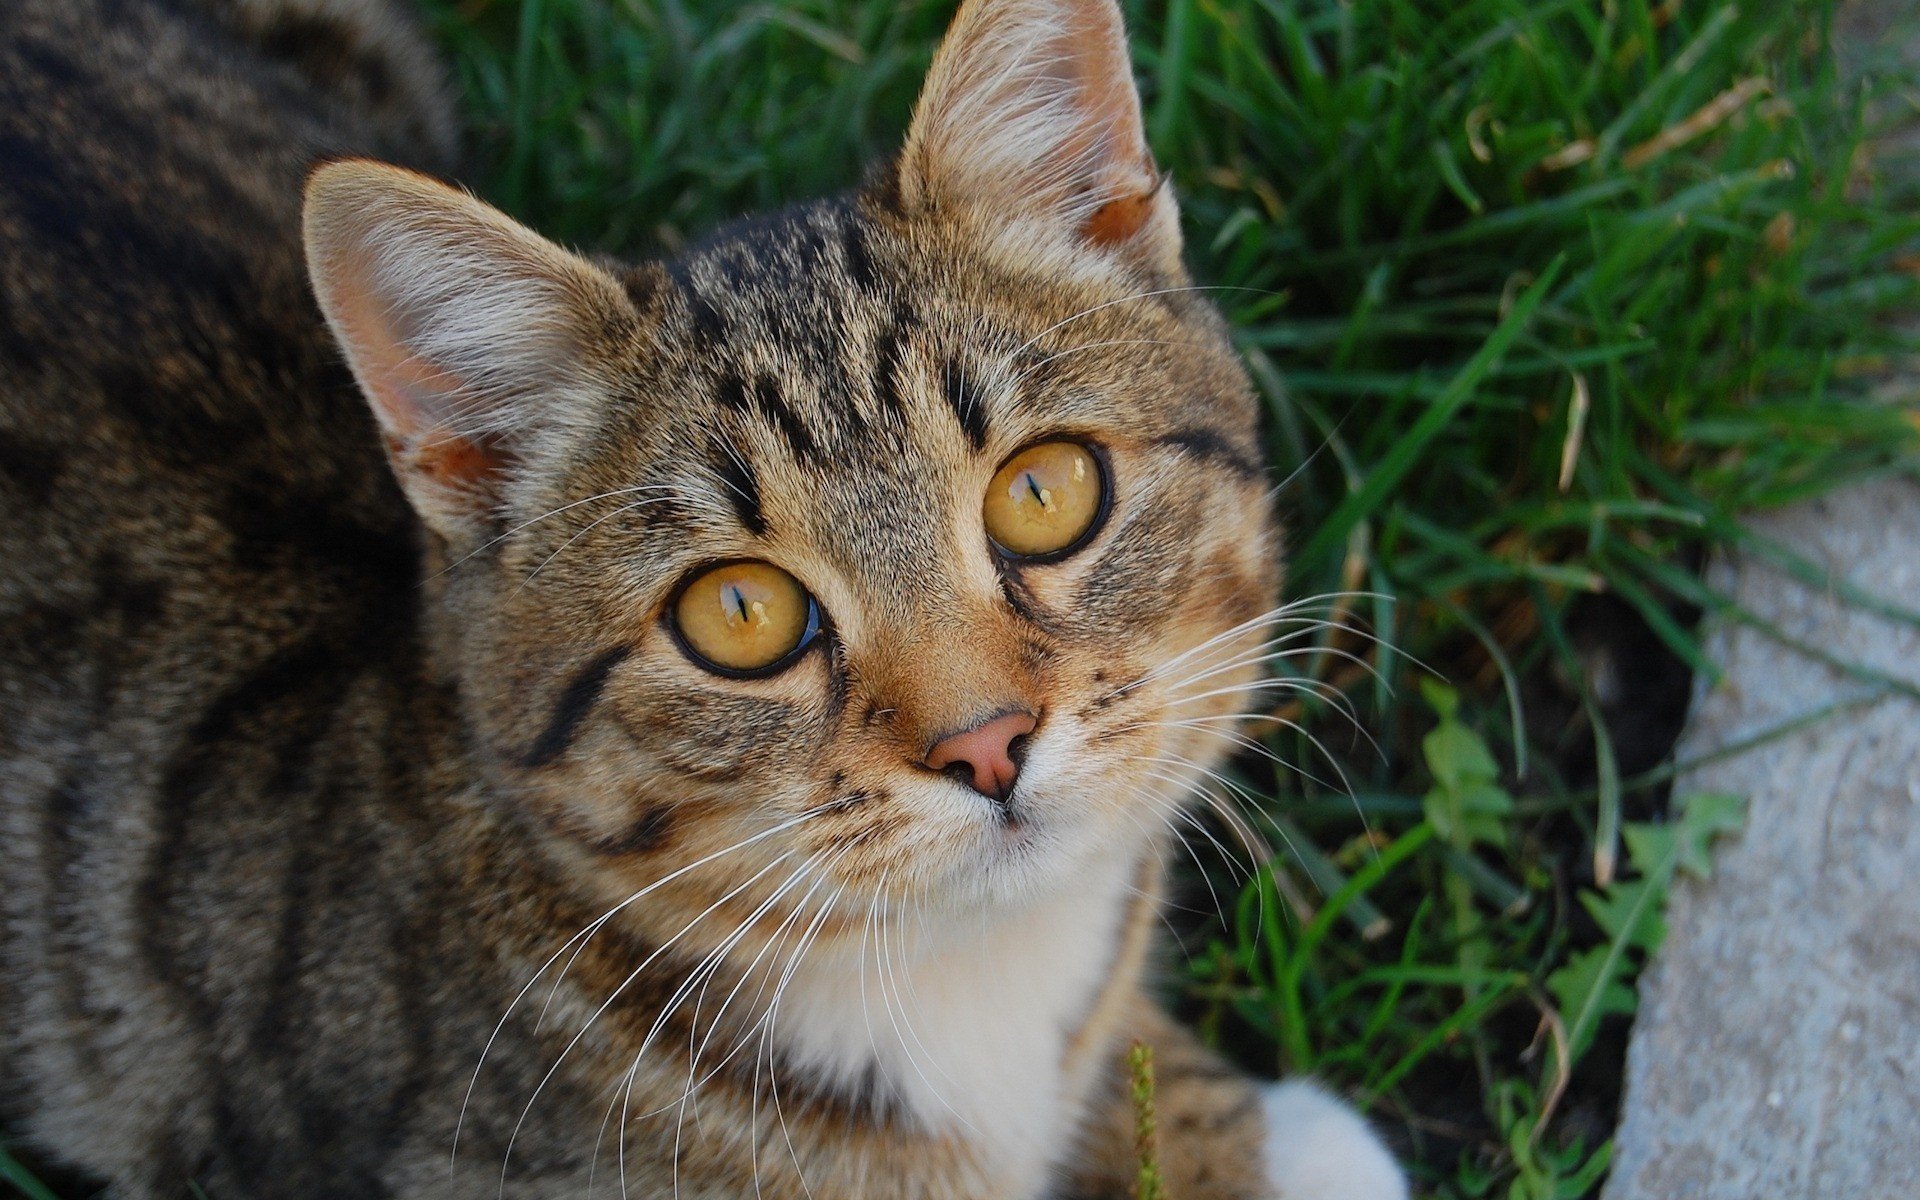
[629,192,1167,453]
[665,200,884,361]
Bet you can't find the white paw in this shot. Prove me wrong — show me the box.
[1260,1080,1408,1200]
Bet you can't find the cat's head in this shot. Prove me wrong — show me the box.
[303,0,1280,920]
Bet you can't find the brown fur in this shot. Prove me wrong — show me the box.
[1,0,1299,1196]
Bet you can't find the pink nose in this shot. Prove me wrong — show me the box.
[923,711,1038,802]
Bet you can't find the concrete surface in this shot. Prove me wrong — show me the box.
[1602,479,1920,1199]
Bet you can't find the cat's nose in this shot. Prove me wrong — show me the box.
[923,710,1038,802]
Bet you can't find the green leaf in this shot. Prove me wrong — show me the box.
[1421,700,1513,850]
[1671,792,1749,878]
[1554,793,1748,1064]
[1579,879,1666,951]
[1423,723,1501,792]
[1419,676,1460,720]
[1546,945,1638,1061]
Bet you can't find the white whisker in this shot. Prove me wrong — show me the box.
[455,806,830,1165]
[500,851,798,1195]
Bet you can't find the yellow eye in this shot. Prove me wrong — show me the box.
[983,441,1107,559]
[672,561,820,675]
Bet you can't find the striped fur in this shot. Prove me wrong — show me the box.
[2,0,1403,1196]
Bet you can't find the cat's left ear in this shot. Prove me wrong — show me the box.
[303,159,637,545]
[898,0,1178,270]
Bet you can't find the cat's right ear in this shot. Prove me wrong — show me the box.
[898,0,1178,271]
[303,159,636,544]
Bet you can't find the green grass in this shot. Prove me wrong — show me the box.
[9,1,1920,1197]
[412,2,1919,1195]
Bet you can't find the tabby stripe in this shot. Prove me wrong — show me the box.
[370,709,438,1168]
[0,426,63,502]
[619,263,666,314]
[1153,427,1264,480]
[943,361,989,450]
[43,764,107,1078]
[839,213,877,291]
[753,374,820,463]
[251,771,343,1059]
[591,803,676,857]
[135,631,358,1187]
[669,264,727,344]
[872,304,916,427]
[139,633,342,997]
[709,433,767,535]
[721,371,819,464]
[517,645,633,768]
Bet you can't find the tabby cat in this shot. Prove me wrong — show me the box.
[0,0,1407,1196]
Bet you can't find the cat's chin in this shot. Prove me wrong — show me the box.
[928,802,1149,916]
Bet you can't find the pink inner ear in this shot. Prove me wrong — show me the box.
[1081,190,1155,246]
[327,268,517,495]
[395,431,512,494]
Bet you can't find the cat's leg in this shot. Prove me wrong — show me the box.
[1065,1000,1406,1200]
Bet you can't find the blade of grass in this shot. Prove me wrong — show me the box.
[1295,258,1566,573]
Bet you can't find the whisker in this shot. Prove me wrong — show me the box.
[1008,284,1287,360]
[1113,780,1237,928]
[663,855,829,1199]
[1009,337,1188,390]
[1142,610,1406,702]
[653,844,857,1120]
[615,852,822,1198]
[1150,710,1358,801]
[761,875,843,1200]
[1262,405,1355,505]
[434,484,685,580]
[454,805,831,1165]
[499,852,798,1195]
[512,494,681,597]
[873,887,976,1134]
[1108,592,1387,701]
[1146,776,1262,882]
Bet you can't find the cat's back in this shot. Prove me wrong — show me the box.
[0,1,457,1182]
[0,0,452,747]
[0,0,453,529]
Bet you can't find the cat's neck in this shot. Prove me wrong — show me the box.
[766,847,1150,1188]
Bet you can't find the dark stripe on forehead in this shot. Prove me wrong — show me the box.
[517,646,633,768]
[716,373,751,415]
[668,263,727,344]
[720,371,820,465]
[943,361,990,451]
[708,433,767,535]
[1154,428,1264,480]
[872,303,915,427]
[840,215,877,292]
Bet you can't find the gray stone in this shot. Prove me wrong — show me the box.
[1602,478,1920,1199]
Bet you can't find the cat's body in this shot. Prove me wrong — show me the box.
[0,1,1406,1197]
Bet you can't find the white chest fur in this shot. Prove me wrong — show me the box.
[766,853,1135,1193]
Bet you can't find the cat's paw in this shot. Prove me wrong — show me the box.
[1260,1080,1408,1200]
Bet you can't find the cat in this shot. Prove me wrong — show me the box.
[0,0,1408,1196]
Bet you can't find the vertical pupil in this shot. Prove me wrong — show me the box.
[727,583,749,625]
[1024,472,1045,505]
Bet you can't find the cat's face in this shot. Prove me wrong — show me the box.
[305,0,1279,924]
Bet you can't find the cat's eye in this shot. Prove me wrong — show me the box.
[671,561,821,676]
[983,441,1107,560]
